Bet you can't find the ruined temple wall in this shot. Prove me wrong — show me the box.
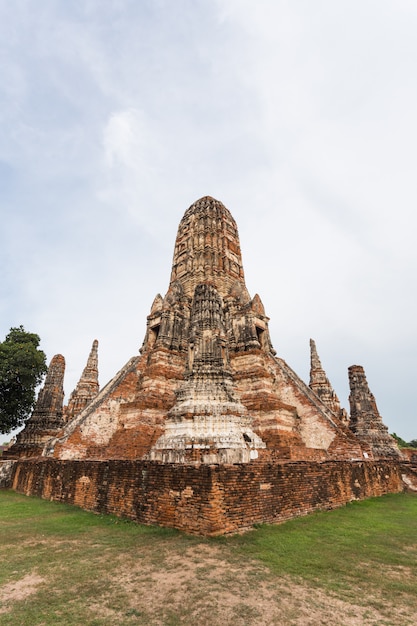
[10,458,404,535]
[231,350,363,460]
[401,448,417,463]
[52,348,187,461]
[53,363,142,460]
[51,345,366,463]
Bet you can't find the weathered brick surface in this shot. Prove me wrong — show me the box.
[401,448,417,463]
[12,197,400,466]
[348,365,401,459]
[400,461,417,492]
[309,339,348,422]
[65,340,99,422]
[11,458,406,535]
[5,196,406,535]
[40,197,372,464]
[5,355,66,459]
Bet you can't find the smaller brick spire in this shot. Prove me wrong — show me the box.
[309,338,323,379]
[348,365,400,458]
[5,354,66,458]
[309,339,345,419]
[66,340,99,422]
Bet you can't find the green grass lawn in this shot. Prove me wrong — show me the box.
[0,490,416,625]
[231,493,417,593]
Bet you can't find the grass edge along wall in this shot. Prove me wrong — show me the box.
[6,457,406,535]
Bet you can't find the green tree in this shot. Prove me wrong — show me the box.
[407,439,417,449]
[0,326,47,434]
[391,432,408,448]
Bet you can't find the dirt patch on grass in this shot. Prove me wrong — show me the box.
[90,543,416,625]
[0,572,45,614]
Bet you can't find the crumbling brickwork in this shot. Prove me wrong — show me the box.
[10,458,405,535]
[41,197,371,464]
[348,365,400,459]
[65,340,99,422]
[5,355,66,458]
[309,339,348,423]
[4,196,409,535]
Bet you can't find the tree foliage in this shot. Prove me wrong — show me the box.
[0,326,47,435]
[391,432,408,448]
[391,432,417,449]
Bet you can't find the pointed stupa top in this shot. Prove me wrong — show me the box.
[6,354,66,458]
[348,365,400,458]
[66,340,99,422]
[309,339,344,418]
[34,353,66,418]
[169,196,246,299]
[309,338,323,379]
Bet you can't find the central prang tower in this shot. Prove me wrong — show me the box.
[169,196,246,298]
[6,195,407,537]
[148,196,267,462]
[40,195,398,466]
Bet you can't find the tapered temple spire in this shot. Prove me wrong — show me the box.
[66,340,99,422]
[146,197,272,463]
[141,196,274,359]
[309,339,346,421]
[348,365,400,458]
[5,354,66,458]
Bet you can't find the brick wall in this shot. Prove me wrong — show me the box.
[9,458,406,535]
[0,460,15,488]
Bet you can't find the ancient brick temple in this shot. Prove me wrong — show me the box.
[3,196,415,535]
[7,354,66,458]
[8,341,99,459]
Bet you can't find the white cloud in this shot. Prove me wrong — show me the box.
[1,1,417,441]
[100,107,168,230]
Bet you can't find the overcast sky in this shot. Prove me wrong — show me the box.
[1,0,416,442]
